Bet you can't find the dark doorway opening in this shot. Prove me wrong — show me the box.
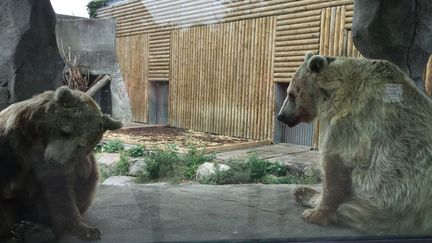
[148,81,169,125]
[88,74,112,115]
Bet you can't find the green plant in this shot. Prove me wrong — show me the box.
[94,143,103,153]
[98,152,130,183]
[100,139,124,153]
[87,0,108,18]
[265,162,287,177]
[247,154,268,182]
[183,145,215,179]
[111,152,130,176]
[98,165,111,182]
[128,145,146,158]
[200,154,321,185]
[136,145,182,183]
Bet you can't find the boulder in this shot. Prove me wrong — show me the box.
[196,162,230,181]
[128,158,147,176]
[102,176,136,186]
[352,0,432,93]
[97,153,120,167]
[0,0,63,109]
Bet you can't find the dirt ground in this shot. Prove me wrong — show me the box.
[104,126,253,149]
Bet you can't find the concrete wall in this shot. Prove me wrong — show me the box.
[55,16,132,121]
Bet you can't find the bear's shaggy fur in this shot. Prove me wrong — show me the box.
[278,53,432,234]
[0,86,123,241]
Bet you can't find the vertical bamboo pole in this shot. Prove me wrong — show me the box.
[333,6,341,56]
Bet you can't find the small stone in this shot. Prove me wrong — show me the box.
[196,162,230,181]
[102,176,136,186]
[305,166,321,178]
[283,161,308,176]
[97,153,120,166]
[128,158,147,176]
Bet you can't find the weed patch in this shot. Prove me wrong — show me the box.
[127,145,146,157]
[200,154,320,185]
[97,144,321,185]
[96,139,125,153]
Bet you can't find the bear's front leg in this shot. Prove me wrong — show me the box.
[38,173,101,240]
[300,154,352,226]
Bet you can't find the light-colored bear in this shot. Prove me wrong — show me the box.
[278,52,432,234]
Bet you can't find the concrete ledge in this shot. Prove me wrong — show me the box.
[61,184,363,243]
[185,140,273,154]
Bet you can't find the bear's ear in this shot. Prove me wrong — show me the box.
[55,86,80,107]
[307,55,328,73]
[304,52,314,62]
[102,114,123,131]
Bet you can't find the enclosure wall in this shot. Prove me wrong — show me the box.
[170,17,275,140]
[99,0,432,143]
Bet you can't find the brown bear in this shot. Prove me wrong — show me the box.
[0,86,123,241]
[278,52,432,234]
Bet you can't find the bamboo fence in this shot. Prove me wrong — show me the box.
[104,0,432,141]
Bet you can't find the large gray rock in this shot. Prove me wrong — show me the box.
[97,153,120,167]
[128,158,147,176]
[196,162,230,181]
[56,17,133,121]
[102,176,136,186]
[352,0,432,93]
[0,0,63,109]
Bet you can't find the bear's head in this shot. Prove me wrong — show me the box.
[40,86,123,165]
[277,52,335,127]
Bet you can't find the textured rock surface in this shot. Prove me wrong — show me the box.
[352,0,432,93]
[196,162,231,180]
[97,153,120,167]
[102,176,136,186]
[0,0,63,109]
[56,17,133,120]
[128,158,147,176]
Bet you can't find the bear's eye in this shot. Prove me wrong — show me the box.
[288,92,296,100]
[59,130,72,138]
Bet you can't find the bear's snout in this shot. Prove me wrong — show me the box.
[277,113,285,122]
[277,113,299,127]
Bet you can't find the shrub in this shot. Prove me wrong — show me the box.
[110,152,130,176]
[200,154,321,185]
[247,154,269,182]
[98,152,130,183]
[87,0,108,18]
[136,145,183,183]
[128,145,146,158]
[99,139,124,153]
[183,145,215,179]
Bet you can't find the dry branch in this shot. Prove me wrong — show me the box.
[86,75,111,97]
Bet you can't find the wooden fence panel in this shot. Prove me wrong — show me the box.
[170,17,276,140]
[312,4,359,148]
[149,31,170,81]
[116,34,149,122]
[274,9,321,83]
[319,5,360,57]
[98,0,354,37]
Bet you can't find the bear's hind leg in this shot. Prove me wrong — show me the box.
[299,155,351,226]
[0,200,17,241]
[294,186,321,208]
[74,155,99,214]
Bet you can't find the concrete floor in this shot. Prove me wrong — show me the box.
[215,143,320,166]
[60,144,424,242]
[62,184,363,243]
